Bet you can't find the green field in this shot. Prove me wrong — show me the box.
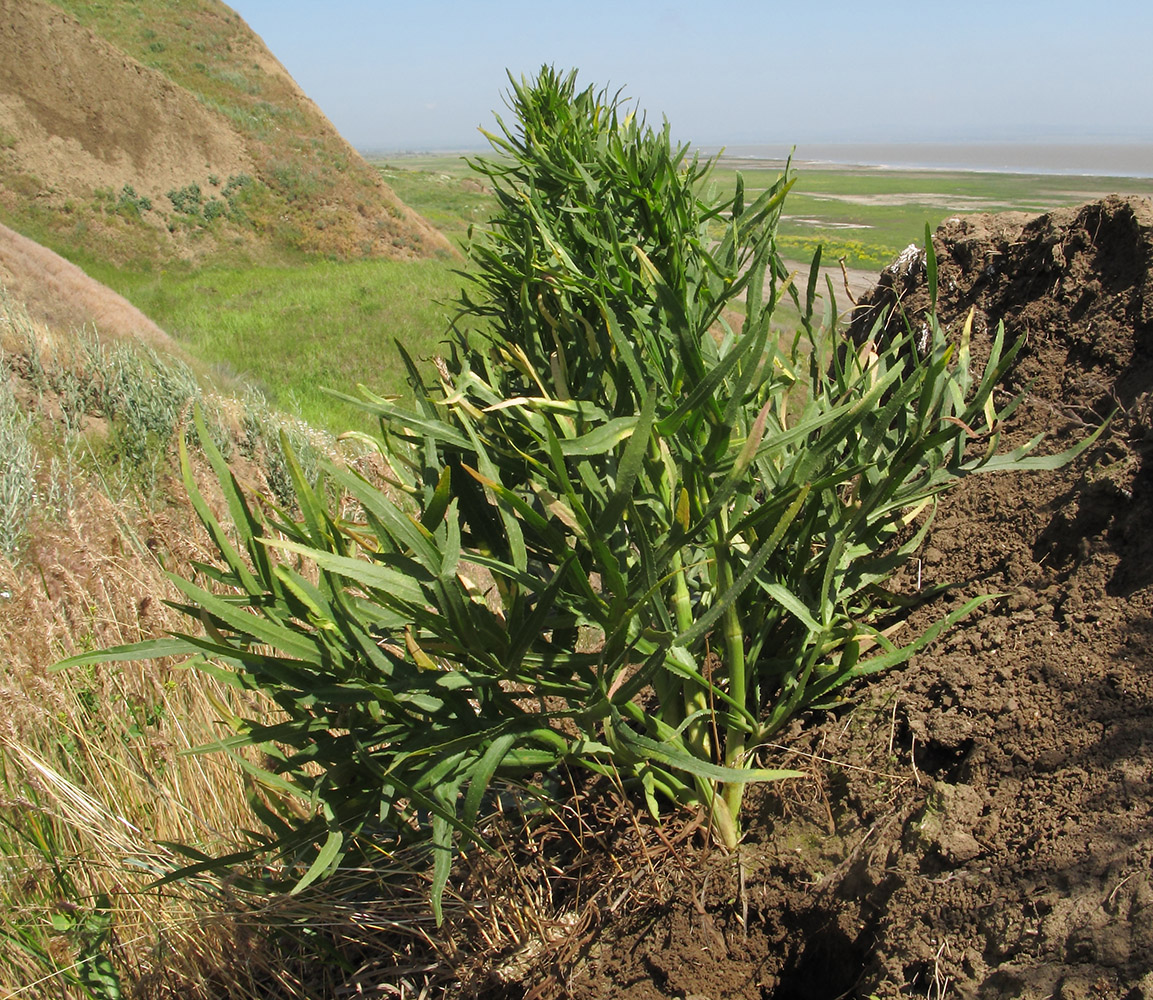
[83,154,1153,433]
[84,255,470,433]
[373,155,491,247]
[719,159,1153,269]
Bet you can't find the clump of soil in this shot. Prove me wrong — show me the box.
[479,198,1153,1000]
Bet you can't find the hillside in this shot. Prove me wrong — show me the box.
[0,219,178,348]
[0,275,360,996]
[0,0,453,265]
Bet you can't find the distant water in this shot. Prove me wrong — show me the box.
[706,142,1153,179]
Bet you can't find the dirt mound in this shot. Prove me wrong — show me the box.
[850,195,1153,415]
[509,198,1153,1000]
[0,0,452,264]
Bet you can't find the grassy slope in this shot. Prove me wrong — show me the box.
[0,290,500,1000]
[89,256,470,433]
[60,158,483,437]
[82,155,491,436]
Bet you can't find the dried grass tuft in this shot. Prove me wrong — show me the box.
[0,421,276,996]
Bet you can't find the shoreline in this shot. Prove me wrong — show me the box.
[366,145,1153,181]
[706,141,1153,180]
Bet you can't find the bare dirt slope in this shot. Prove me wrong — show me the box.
[0,0,252,201]
[0,0,453,264]
[477,198,1153,1000]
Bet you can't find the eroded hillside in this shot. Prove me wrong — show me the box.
[0,0,453,264]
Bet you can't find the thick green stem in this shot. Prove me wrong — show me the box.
[656,463,695,730]
[697,774,740,850]
[673,548,715,756]
[717,534,749,836]
[654,547,693,731]
[671,551,694,635]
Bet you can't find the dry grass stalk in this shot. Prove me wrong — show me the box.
[0,291,317,996]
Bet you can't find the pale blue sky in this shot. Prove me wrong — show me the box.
[227,1,1153,152]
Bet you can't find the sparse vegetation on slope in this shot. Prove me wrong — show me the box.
[0,294,255,996]
[0,0,452,267]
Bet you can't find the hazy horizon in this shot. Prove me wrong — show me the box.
[359,140,1153,180]
[227,1,1153,153]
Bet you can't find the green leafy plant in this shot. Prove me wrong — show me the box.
[50,896,125,1000]
[0,767,125,1000]
[58,67,1099,921]
[115,184,152,218]
[167,183,203,215]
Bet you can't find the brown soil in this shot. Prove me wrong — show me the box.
[0,0,252,201]
[471,197,1153,1000]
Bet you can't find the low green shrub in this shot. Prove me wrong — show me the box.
[116,184,152,218]
[167,182,204,215]
[59,67,1101,922]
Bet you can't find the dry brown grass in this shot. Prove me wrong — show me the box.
[0,222,176,355]
[0,292,291,996]
[0,386,278,996]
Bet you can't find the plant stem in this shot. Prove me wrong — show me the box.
[717,527,748,847]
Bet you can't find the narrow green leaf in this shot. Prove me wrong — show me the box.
[262,538,429,607]
[52,637,194,671]
[609,709,801,784]
[758,582,822,633]
[556,416,638,456]
[925,223,938,308]
[166,574,327,664]
[678,485,810,647]
[596,389,656,533]
[290,827,344,895]
[462,733,518,826]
